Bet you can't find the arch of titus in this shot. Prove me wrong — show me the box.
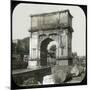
[28,10,74,67]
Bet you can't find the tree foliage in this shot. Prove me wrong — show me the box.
[12,37,29,60]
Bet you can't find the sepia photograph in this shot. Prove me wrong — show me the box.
[11,0,87,89]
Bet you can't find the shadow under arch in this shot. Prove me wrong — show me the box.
[40,38,54,66]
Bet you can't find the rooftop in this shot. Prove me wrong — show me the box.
[30,9,73,18]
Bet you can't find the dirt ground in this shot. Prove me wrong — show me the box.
[66,72,86,83]
[51,65,86,83]
[20,65,86,86]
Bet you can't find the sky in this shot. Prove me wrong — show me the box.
[12,3,86,56]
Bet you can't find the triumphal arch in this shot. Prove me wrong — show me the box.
[28,10,74,67]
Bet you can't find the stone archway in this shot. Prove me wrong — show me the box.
[28,10,73,68]
[40,38,54,66]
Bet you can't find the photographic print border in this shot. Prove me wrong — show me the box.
[11,0,87,89]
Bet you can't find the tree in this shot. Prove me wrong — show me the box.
[12,37,29,60]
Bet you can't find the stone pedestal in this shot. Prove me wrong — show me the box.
[27,61,38,68]
[56,60,68,66]
[56,56,73,66]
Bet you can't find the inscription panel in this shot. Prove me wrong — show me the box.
[31,10,72,31]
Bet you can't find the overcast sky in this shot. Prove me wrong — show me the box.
[12,3,86,56]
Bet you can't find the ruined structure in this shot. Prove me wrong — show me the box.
[28,10,74,67]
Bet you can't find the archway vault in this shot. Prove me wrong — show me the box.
[40,38,54,66]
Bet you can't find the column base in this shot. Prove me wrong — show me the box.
[27,60,38,68]
[56,60,68,66]
[56,57,73,66]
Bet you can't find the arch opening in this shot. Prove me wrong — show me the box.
[40,38,57,66]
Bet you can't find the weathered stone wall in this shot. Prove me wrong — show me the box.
[28,10,73,67]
